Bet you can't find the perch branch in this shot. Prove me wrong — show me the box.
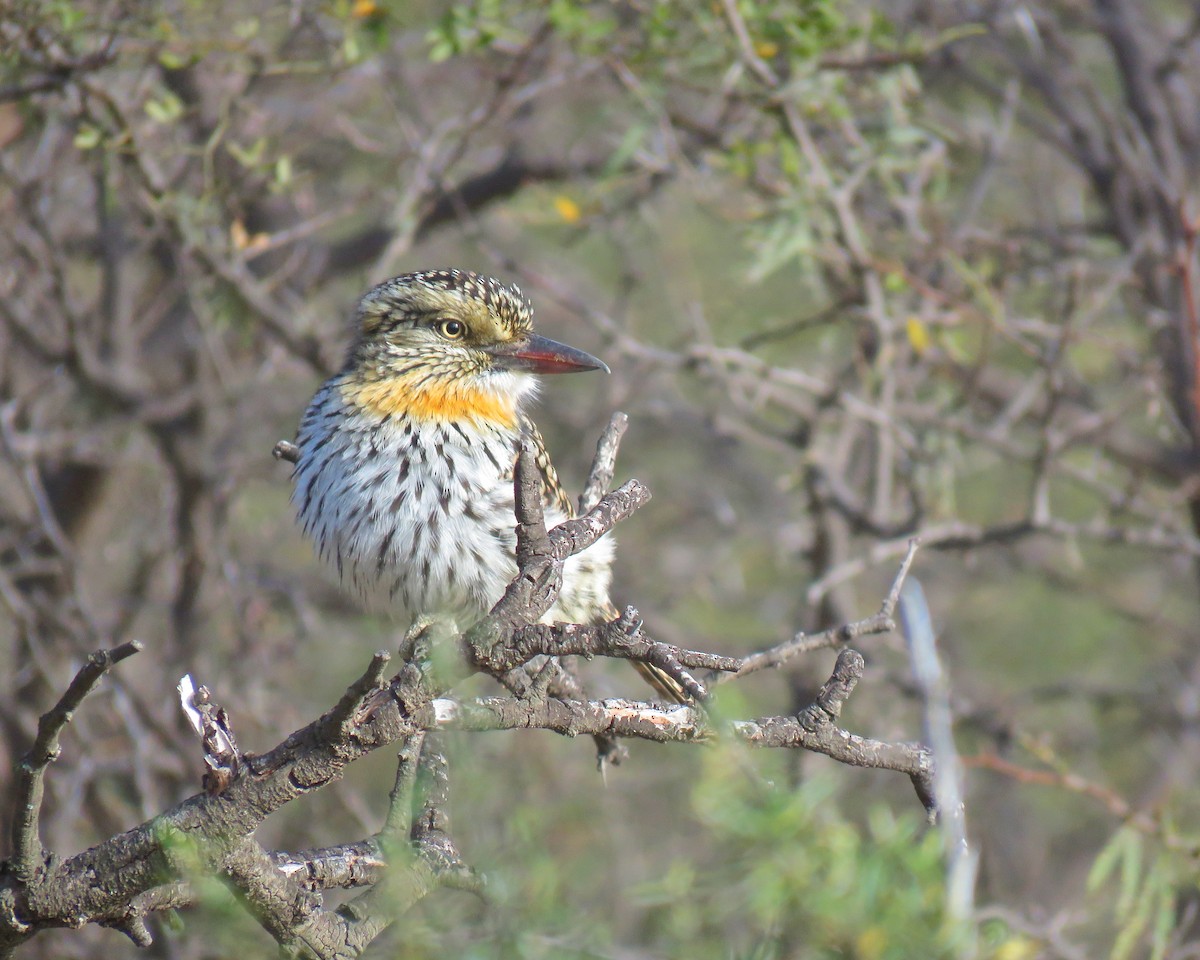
[324,651,392,738]
[429,648,932,793]
[471,444,652,667]
[0,592,931,954]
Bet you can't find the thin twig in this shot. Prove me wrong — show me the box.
[324,651,392,739]
[10,641,142,883]
[579,412,629,513]
[409,739,477,889]
[381,734,425,841]
[507,618,740,688]
[717,539,919,683]
[547,479,652,562]
[514,438,551,571]
[177,675,242,795]
[796,648,865,726]
[479,440,560,635]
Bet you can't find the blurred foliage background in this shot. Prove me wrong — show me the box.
[3,0,1200,957]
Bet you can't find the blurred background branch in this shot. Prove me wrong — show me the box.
[3,0,1200,957]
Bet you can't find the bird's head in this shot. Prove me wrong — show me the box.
[341,269,608,428]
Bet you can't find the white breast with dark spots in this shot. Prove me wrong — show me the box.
[292,382,613,627]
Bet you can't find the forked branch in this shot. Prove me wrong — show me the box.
[0,422,940,959]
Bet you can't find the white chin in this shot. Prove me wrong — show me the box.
[484,369,540,403]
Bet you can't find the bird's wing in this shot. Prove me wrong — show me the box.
[520,415,576,519]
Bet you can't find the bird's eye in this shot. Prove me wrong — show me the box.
[437,319,467,340]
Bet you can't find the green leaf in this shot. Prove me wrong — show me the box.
[73,123,102,150]
[1150,880,1175,960]
[227,137,267,168]
[157,49,189,70]
[233,17,259,40]
[144,90,183,124]
[603,124,647,177]
[1087,826,1138,894]
[1116,829,1143,918]
[274,154,293,187]
[1111,880,1152,960]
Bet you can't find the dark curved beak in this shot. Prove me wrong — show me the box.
[488,334,610,375]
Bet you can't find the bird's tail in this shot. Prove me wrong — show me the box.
[631,659,693,705]
[598,601,692,704]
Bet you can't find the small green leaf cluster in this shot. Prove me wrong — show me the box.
[1087,826,1191,960]
[659,750,971,960]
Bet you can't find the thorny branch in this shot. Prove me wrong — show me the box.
[0,423,932,958]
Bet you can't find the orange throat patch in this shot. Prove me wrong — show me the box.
[343,375,519,430]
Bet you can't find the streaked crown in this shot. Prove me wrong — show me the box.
[357,268,530,338]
